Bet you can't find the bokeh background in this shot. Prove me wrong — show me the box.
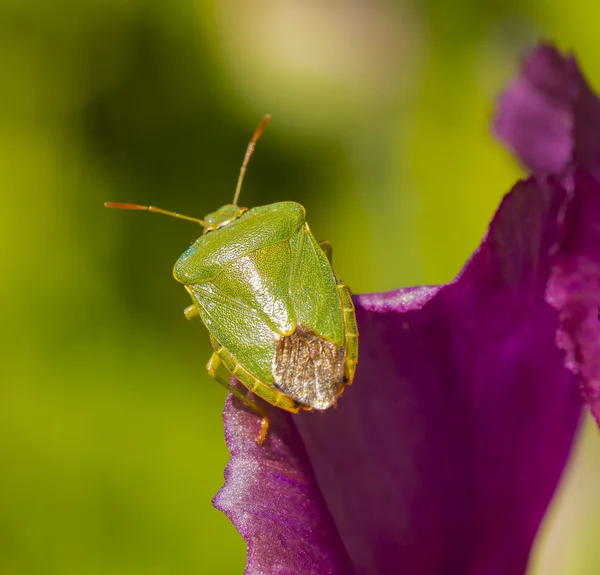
[2,0,600,573]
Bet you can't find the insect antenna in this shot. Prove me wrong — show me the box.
[232,114,271,207]
[104,202,205,226]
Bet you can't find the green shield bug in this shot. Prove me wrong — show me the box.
[106,116,358,443]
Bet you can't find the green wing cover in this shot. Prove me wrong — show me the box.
[289,226,344,347]
[188,240,296,384]
[184,204,344,388]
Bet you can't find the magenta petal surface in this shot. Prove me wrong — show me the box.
[213,394,356,575]
[495,43,600,427]
[495,43,600,176]
[214,178,582,575]
[548,169,600,425]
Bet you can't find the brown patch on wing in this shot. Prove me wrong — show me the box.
[272,325,345,409]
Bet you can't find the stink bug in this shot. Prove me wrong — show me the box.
[106,116,358,443]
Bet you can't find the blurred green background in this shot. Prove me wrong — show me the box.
[2,0,600,573]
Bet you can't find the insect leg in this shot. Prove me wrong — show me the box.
[319,240,333,264]
[184,304,199,321]
[206,352,269,444]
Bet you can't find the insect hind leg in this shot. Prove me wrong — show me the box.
[206,352,269,444]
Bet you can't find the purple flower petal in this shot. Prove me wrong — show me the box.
[214,393,355,575]
[547,168,600,425]
[495,43,600,427]
[495,43,600,176]
[214,177,583,574]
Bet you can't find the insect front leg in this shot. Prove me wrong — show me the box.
[319,240,333,264]
[184,304,199,321]
[206,352,269,444]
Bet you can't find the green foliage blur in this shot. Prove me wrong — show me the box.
[2,1,600,573]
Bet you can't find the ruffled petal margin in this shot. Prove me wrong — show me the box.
[495,42,600,177]
[496,43,600,426]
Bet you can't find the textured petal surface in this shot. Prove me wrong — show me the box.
[496,43,600,427]
[215,177,583,575]
[547,169,600,426]
[213,392,356,575]
[495,43,600,177]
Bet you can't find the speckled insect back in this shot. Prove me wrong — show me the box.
[105,116,358,443]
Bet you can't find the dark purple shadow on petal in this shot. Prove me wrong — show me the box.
[547,168,600,425]
[215,179,582,575]
[214,391,356,575]
[293,179,582,575]
[495,43,600,176]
